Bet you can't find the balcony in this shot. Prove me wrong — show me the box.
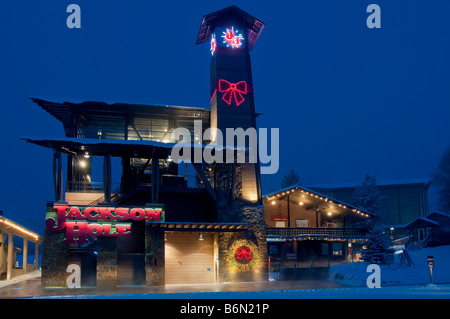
[266,227,368,240]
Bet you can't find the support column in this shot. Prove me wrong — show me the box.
[315,206,319,228]
[145,228,165,286]
[23,238,28,274]
[151,155,160,203]
[7,232,13,280]
[35,241,39,267]
[53,151,63,202]
[103,153,112,203]
[287,195,291,227]
[0,231,5,276]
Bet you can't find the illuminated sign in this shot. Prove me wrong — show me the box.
[221,26,244,49]
[218,79,247,106]
[46,204,164,244]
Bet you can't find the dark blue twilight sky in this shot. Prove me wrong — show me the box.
[1,1,450,235]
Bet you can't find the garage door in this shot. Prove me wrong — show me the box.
[165,232,215,284]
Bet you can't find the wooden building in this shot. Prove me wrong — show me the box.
[263,185,373,269]
[405,211,450,249]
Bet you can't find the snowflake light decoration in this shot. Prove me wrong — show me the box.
[210,34,217,56]
[221,26,244,49]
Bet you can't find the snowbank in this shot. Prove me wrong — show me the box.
[330,245,450,286]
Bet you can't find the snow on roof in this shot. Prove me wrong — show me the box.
[426,211,450,219]
[405,217,440,228]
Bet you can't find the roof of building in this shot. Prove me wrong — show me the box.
[263,184,374,219]
[0,216,43,242]
[22,136,249,159]
[405,217,440,228]
[196,5,265,51]
[30,97,211,141]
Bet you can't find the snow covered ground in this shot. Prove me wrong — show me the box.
[5,246,450,299]
[30,283,450,299]
[329,245,450,287]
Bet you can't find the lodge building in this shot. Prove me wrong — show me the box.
[263,185,373,269]
[24,6,378,288]
[24,6,269,288]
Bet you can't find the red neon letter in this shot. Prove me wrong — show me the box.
[99,207,116,220]
[86,223,104,237]
[84,207,99,221]
[64,222,88,244]
[115,208,130,221]
[46,205,68,231]
[102,224,119,237]
[67,207,85,220]
[116,224,131,237]
[145,208,162,221]
[130,208,145,221]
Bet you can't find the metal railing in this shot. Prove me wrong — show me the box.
[266,227,368,238]
[66,181,120,193]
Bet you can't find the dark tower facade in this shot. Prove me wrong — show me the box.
[197,6,268,282]
[196,5,264,205]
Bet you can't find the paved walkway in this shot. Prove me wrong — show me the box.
[0,271,345,299]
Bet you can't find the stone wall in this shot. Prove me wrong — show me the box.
[145,228,165,286]
[41,202,69,287]
[212,162,268,282]
[96,236,117,287]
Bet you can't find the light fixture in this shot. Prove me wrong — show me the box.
[299,201,304,206]
[79,160,86,168]
[327,212,332,216]
[199,233,204,241]
[167,155,173,162]
[84,152,90,158]
[271,201,276,205]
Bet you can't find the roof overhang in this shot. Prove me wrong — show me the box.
[263,185,374,219]
[196,5,265,51]
[0,217,43,242]
[22,136,249,159]
[147,222,248,232]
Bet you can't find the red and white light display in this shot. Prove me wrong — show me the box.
[221,27,244,49]
[218,79,247,106]
[210,34,216,55]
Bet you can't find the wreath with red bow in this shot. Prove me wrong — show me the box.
[227,239,259,271]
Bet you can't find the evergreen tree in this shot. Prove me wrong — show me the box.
[281,169,301,188]
[361,226,394,264]
[433,145,450,213]
[352,174,383,219]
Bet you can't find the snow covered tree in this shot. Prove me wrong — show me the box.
[433,145,450,213]
[352,174,383,220]
[361,226,394,264]
[281,169,301,188]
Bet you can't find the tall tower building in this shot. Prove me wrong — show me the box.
[196,5,264,205]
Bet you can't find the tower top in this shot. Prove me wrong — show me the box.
[196,5,265,51]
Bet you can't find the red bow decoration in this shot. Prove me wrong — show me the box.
[218,79,247,106]
[235,247,252,260]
